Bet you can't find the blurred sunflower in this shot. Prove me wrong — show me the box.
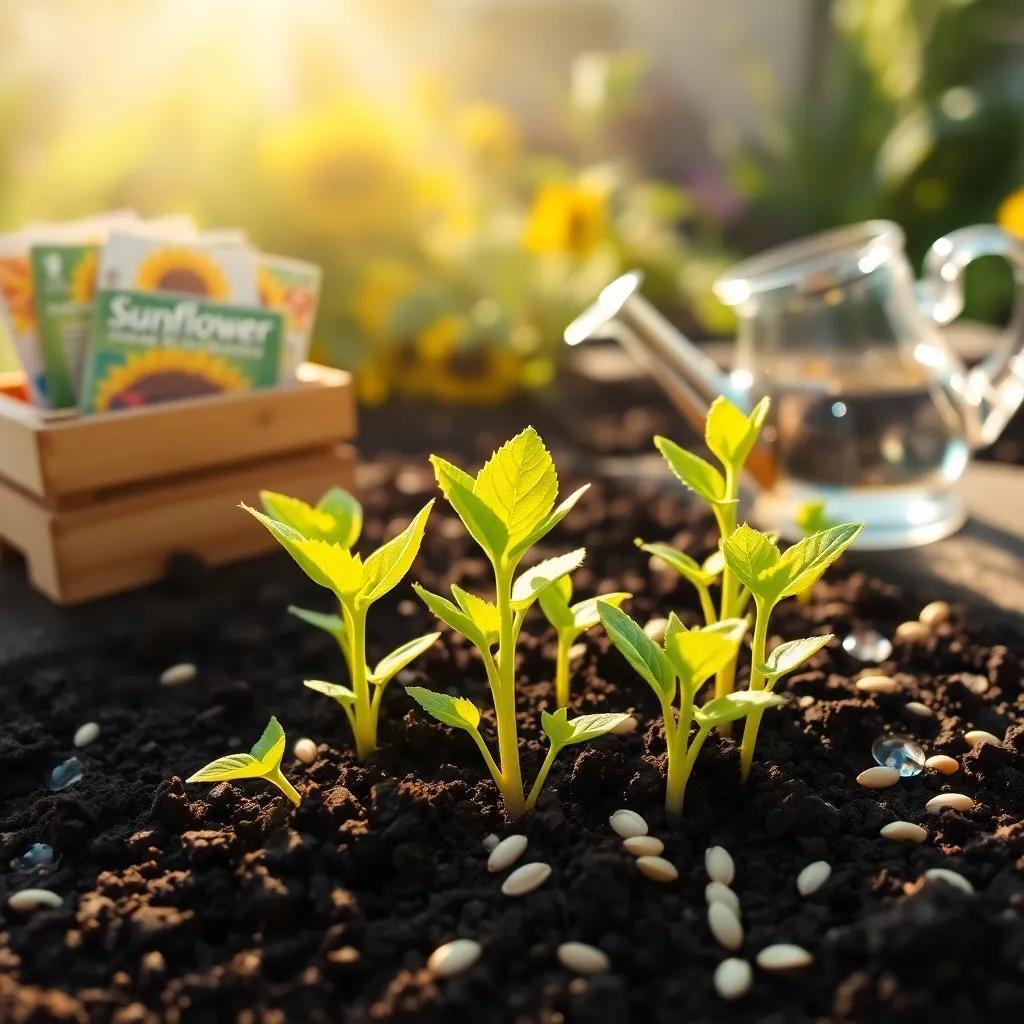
[454,103,520,164]
[998,187,1024,240]
[523,179,610,257]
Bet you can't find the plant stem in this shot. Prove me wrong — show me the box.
[266,766,301,806]
[713,468,741,730]
[739,598,771,782]
[554,632,572,708]
[663,708,689,816]
[524,743,558,810]
[494,565,526,818]
[470,730,504,792]
[697,585,717,625]
[345,603,376,759]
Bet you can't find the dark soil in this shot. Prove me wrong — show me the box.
[2,384,1024,1023]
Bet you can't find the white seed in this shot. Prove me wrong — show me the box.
[427,938,481,977]
[568,642,587,662]
[896,620,931,643]
[855,675,898,694]
[714,958,752,1000]
[501,862,551,897]
[919,601,951,626]
[610,715,638,736]
[8,889,62,913]
[960,674,989,695]
[643,618,669,643]
[964,729,1001,749]
[487,834,528,873]
[609,809,648,839]
[880,820,928,844]
[796,861,831,896]
[924,868,973,894]
[482,833,500,851]
[635,855,678,883]
[557,941,610,974]
[708,901,743,951]
[160,662,197,686]
[705,881,741,916]
[756,944,813,971]
[798,695,815,709]
[293,738,317,764]
[73,722,100,748]
[705,846,735,885]
[925,754,959,775]
[623,835,664,857]
[857,766,900,789]
[905,701,933,718]
[925,793,973,813]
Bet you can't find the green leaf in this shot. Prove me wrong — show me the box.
[795,500,834,536]
[414,584,486,648]
[406,686,481,731]
[705,396,770,470]
[360,501,433,604]
[431,456,509,560]
[511,549,586,607]
[636,540,713,587]
[666,627,740,694]
[570,591,630,631]
[537,578,575,631]
[186,752,261,784]
[541,707,631,750]
[702,550,726,578]
[704,617,749,645]
[695,690,785,727]
[720,524,782,597]
[773,523,864,599]
[760,634,834,681]
[473,427,558,544]
[597,601,676,701]
[654,436,725,504]
[369,632,441,686]
[250,715,287,767]
[315,487,363,547]
[259,491,336,540]
[288,605,345,637]
[451,585,501,641]
[508,484,590,562]
[304,679,357,706]
[664,611,687,648]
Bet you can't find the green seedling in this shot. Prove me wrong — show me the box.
[720,521,863,781]
[412,427,628,818]
[598,602,784,815]
[243,487,437,759]
[794,500,837,604]
[186,716,300,806]
[538,572,630,707]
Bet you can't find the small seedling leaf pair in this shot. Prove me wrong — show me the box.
[186,716,301,806]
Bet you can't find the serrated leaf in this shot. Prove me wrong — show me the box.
[636,540,713,587]
[186,752,261,784]
[654,436,725,504]
[508,484,590,562]
[359,501,433,604]
[570,591,630,631]
[406,687,481,731]
[414,584,486,648]
[431,456,509,560]
[473,427,558,544]
[250,715,286,767]
[773,523,864,599]
[705,396,770,469]
[369,632,441,686]
[666,627,740,694]
[720,524,782,597]
[511,549,586,607]
[760,634,834,681]
[315,487,363,547]
[451,585,501,641]
[541,707,631,750]
[597,601,676,700]
[304,679,358,705]
[259,491,336,541]
[695,689,785,726]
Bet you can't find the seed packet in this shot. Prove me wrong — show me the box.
[80,290,283,413]
[256,253,322,377]
[0,230,45,404]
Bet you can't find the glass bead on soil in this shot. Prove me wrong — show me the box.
[48,756,85,791]
[12,842,56,872]
[871,734,925,777]
[842,628,893,663]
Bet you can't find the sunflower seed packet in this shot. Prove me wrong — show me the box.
[257,253,321,377]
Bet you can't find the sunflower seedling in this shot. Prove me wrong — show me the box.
[186,716,300,806]
[537,572,630,707]
[243,487,437,759]
[794,500,837,604]
[598,602,784,814]
[412,427,628,818]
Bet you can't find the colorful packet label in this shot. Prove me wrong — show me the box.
[0,240,45,404]
[257,253,322,377]
[80,290,283,413]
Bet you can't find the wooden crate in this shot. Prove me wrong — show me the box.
[0,363,357,604]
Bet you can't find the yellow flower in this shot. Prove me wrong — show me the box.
[424,345,525,404]
[135,248,230,299]
[998,187,1024,239]
[416,314,464,361]
[352,262,419,337]
[523,181,609,257]
[455,103,519,162]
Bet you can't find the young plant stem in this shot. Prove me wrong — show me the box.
[739,598,771,782]
[264,765,301,806]
[712,469,741,731]
[524,744,558,811]
[344,603,376,759]
[697,585,717,625]
[664,686,696,815]
[494,565,526,819]
[554,632,572,708]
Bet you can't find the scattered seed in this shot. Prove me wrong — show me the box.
[293,738,317,764]
[756,944,813,971]
[643,618,669,643]
[905,701,933,718]
[918,601,951,627]
[895,621,931,643]
[482,833,500,851]
[880,821,928,844]
[635,856,678,883]
[623,835,664,857]
[501,862,551,897]
[708,901,743,951]
[925,754,959,775]
[557,941,610,974]
[856,675,899,694]
[610,716,639,736]
[568,642,587,662]
[796,861,831,896]
[73,722,100,748]
[964,729,1001,749]
[960,674,989,695]
[798,695,815,709]
[427,938,481,977]
[924,868,973,894]
[159,662,197,686]
[8,889,62,913]
[705,881,741,916]
[705,846,735,885]
[925,793,973,813]
[609,809,648,839]
[857,766,900,789]
[487,834,528,873]
[714,958,752,1000]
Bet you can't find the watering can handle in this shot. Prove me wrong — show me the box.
[918,225,1024,449]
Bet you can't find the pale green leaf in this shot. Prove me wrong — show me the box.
[431,456,509,559]
[360,501,433,604]
[288,605,345,637]
[406,686,481,731]
[541,707,631,750]
[774,523,864,599]
[511,549,586,607]
[414,584,486,648]
[259,491,336,540]
[720,524,782,596]
[537,579,575,631]
[369,632,441,686]
[702,550,726,577]
[664,611,687,648]
[636,540,712,587]
[760,634,834,681]
[654,436,725,504]
[186,753,261,784]
[795,500,835,536]
[304,679,357,705]
[597,601,676,701]
[508,484,590,562]
[451,585,501,641]
[695,689,785,727]
[570,591,630,631]
[250,716,286,769]
[666,627,740,694]
[703,617,749,645]
[473,427,558,544]
[705,396,770,469]
[315,487,363,547]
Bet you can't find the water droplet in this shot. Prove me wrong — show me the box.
[871,734,925,777]
[842,628,893,663]
[48,756,84,791]
[12,843,56,873]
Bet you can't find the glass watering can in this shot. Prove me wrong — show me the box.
[566,220,1024,549]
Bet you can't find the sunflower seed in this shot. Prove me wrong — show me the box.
[924,868,973,894]
[708,901,743,951]
[905,701,933,718]
[796,861,831,896]
[705,846,735,885]
[622,835,664,857]
[8,889,62,913]
[855,675,899,694]
[501,862,551,897]
[487,834,528,873]
[73,722,100,748]
[925,793,973,813]
[918,601,951,626]
[635,855,678,883]
[159,663,197,686]
[925,754,959,775]
[427,938,481,977]
[557,941,610,974]
[293,738,317,764]
[714,958,752,1000]
[895,621,931,643]
[756,944,813,971]
[857,766,900,789]
[609,809,648,839]
[964,729,1001,749]
[880,820,928,844]
[705,881,740,916]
